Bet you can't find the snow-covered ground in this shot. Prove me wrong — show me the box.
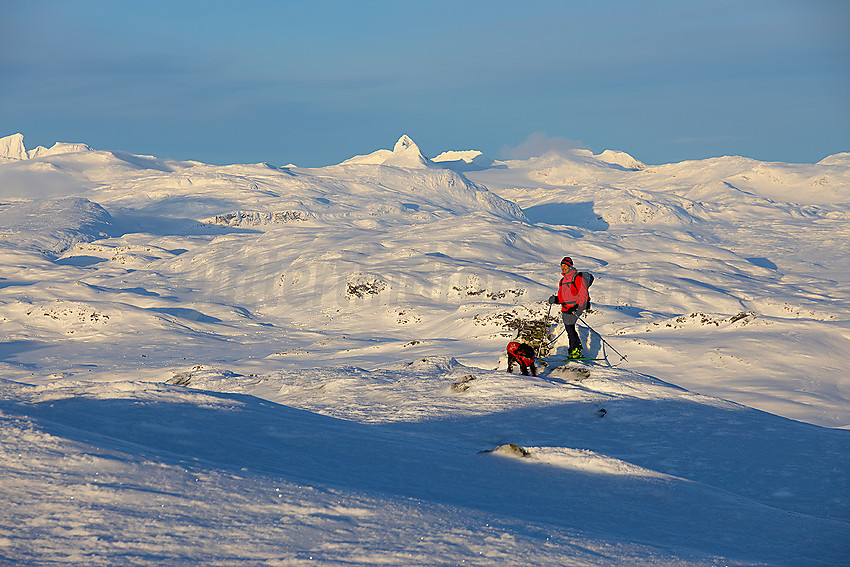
[1,132,848,565]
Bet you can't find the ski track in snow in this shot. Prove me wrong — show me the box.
[1,134,849,565]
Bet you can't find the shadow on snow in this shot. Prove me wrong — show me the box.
[2,379,848,565]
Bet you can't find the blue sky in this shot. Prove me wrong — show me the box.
[2,0,848,166]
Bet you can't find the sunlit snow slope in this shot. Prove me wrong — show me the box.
[1,133,849,566]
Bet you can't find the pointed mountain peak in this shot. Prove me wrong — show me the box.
[393,134,417,153]
[339,135,433,168]
[385,134,431,168]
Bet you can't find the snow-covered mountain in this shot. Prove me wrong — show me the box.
[340,134,434,168]
[1,132,848,565]
[0,132,93,162]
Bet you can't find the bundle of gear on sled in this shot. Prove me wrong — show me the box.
[505,303,560,376]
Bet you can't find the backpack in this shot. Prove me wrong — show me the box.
[578,272,594,310]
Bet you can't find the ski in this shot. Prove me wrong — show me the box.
[546,357,605,364]
[541,358,606,369]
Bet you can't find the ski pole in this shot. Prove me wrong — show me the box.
[546,327,565,347]
[539,301,560,353]
[578,316,627,363]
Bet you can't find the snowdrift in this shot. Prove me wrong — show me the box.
[0,197,112,256]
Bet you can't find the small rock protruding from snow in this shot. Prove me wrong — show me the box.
[486,443,532,458]
[449,374,477,393]
[550,365,591,380]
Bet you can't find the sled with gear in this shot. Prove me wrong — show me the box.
[504,305,561,376]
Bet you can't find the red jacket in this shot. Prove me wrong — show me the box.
[558,267,590,312]
[507,342,535,366]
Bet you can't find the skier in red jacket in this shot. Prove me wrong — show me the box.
[548,257,591,359]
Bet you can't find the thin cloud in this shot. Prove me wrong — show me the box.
[500,132,586,159]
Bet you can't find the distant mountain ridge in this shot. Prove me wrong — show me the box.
[0,133,93,162]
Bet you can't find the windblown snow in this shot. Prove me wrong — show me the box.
[1,132,849,566]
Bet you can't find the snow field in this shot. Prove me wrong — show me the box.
[1,133,849,565]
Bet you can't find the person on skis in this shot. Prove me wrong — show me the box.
[548,257,591,360]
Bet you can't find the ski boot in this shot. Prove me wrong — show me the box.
[568,346,583,360]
